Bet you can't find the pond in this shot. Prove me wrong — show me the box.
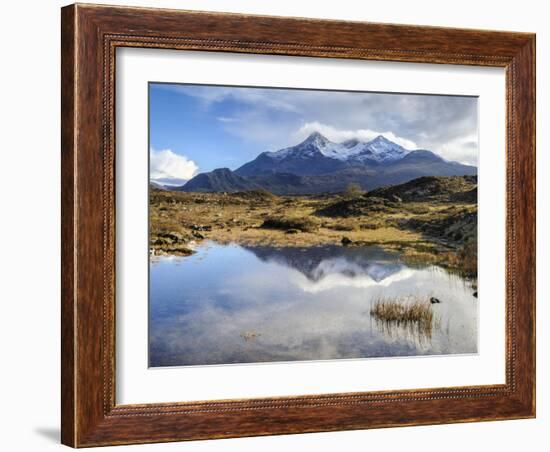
[149,242,477,367]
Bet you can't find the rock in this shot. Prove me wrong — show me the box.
[191,224,212,232]
[341,236,353,246]
[430,297,441,304]
[158,232,182,243]
[390,194,402,203]
[285,228,300,234]
[192,231,205,240]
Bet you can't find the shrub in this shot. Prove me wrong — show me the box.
[260,215,319,232]
[458,238,478,277]
[344,183,364,198]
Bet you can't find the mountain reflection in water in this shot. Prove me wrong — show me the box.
[149,243,477,367]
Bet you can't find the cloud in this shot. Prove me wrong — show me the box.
[159,84,299,112]
[295,122,418,149]
[216,116,240,123]
[150,148,198,186]
[437,135,479,165]
[152,83,479,166]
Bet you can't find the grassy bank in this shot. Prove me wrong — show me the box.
[150,178,477,277]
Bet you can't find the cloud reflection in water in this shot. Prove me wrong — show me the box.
[149,244,477,367]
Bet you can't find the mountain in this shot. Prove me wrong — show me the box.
[150,181,168,190]
[236,132,348,176]
[180,168,258,193]
[343,135,410,164]
[235,133,409,177]
[177,132,477,194]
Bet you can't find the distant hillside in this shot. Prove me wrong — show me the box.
[176,133,477,194]
[180,168,259,193]
[367,175,478,202]
[316,176,477,217]
[150,181,168,191]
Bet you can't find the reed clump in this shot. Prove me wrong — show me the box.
[370,297,434,330]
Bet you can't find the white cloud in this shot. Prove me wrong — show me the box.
[216,116,240,123]
[295,122,418,150]
[154,84,479,165]
[437,135,478,165]
[150,148,198,186]
[162,85,299,112]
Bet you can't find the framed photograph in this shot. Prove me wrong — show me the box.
[61,3,536,447]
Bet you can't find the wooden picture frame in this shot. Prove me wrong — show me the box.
[61,3,535,447]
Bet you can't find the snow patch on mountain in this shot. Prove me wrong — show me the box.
[265,132,410,164]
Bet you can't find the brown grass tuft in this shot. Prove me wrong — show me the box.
[370,296,436,340]
[260,215,319,233]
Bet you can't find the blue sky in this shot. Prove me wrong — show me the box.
[149,83,478,186]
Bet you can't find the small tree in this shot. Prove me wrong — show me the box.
[344,183,364,198]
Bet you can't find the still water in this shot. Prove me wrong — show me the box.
[149,242,477,367]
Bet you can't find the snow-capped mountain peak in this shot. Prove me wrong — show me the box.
[302,131,330,147]
[352,135,409,163]
[268,132,332,160]
[267,132,409,164]
[191,131,476,193]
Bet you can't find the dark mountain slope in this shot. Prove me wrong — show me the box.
[367,175,478,202]
[178,168,258,193]
[177,133,477,194]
